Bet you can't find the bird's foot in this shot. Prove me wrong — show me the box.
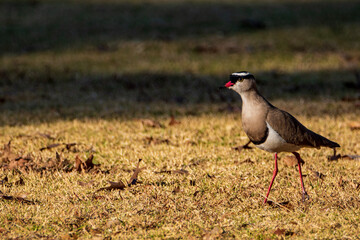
[301,191,310,202]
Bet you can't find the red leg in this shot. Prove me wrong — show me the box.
[264,152,278,203]
[292,152,309,201]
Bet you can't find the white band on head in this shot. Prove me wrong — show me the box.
[231,72,251,77]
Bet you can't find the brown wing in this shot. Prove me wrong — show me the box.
[266,107,340,149]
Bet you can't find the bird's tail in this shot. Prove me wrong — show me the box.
[312,131,340,149]
[323,139,340,149]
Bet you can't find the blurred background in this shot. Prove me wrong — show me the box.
[0,0,359,125]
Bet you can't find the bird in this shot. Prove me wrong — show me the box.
[223,71,340,203]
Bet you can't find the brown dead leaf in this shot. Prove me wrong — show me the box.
[40,142,78,152]
[154,169,189,175]
[172,169,189,175]
[1,140,19,163]
[342,155,360,160]
[97,159,144,192]
[40,143,61,151]
[232,140,252,152]
[311,170,326,180]
[0,191,37,204]
[283,155,304,167]
[59,158,73,172]
[88,227,102,236]
[56,151,61,162]
[331,223,342,229]
[95,159,145,192]
[41,152,73,172]
[169,116,181,126]
[0,176,8,185]
[172,186,180,194]
[207,173,215,179]
[144,136,171,145]
[84,154,95,170]
[65,143,77,152]
[273,228,294,236]
[141,119,163,128]
[267,201,294,211]
[273,228,286,236]
[154,170,171,174]
[235,158,254,164]
[92,195,108,200]
[75,155,99,173]
[75,155,84,172]
[78,180,95,187]
[15,177,25,186]
[128,159,143,186]
[97,180,126,192]
[348,121,360,130]
[8,157,32,170]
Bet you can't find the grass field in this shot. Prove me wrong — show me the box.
[0,0,360,239]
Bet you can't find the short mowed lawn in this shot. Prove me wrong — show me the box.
[0,0,359,239]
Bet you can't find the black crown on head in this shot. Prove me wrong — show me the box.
[230,71,255,83]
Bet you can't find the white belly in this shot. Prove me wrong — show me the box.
[256,122,301,153]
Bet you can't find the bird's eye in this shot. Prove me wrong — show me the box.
[238,77,244,82]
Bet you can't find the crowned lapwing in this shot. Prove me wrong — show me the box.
[224,71,340,203]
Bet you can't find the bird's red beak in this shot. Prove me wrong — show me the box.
[225,81,234,88]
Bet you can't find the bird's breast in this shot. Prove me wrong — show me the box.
[256,122,301,153]
[242,104,268,144]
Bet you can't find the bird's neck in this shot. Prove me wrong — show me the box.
[238,89,273,120]
[239,89,269,107]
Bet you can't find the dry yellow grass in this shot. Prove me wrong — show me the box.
[1,100,359,239]
[1,0,360,238]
